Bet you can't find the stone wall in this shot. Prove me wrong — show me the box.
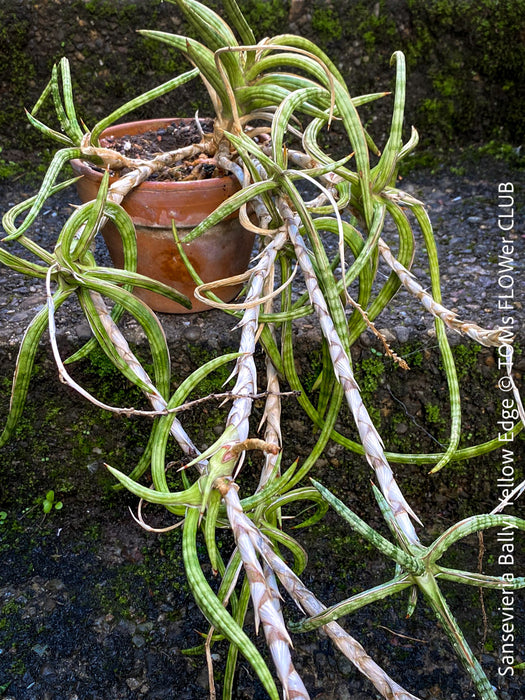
[2,0,525,160]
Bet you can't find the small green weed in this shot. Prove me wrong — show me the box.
[42,490,63,514]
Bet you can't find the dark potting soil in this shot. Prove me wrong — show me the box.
[100,118,226,181]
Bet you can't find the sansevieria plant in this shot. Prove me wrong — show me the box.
[1,1,523,698]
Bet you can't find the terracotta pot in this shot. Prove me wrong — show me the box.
[70,118,255,313]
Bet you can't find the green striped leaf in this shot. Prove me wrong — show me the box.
[182,507,280,700]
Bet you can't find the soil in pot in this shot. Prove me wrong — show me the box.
[72,118,255,314]
[101,117,224,181]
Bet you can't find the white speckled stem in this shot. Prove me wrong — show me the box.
[378,238,507,347]
[90,291,204,468]
[226,232,287,444]
[250,527,421,700]
[279,199,420,544]
[221,482,310,699]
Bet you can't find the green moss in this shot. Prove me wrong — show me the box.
[475,141,525,169]
[96,530,188,620]
[355,355,385,395]
[311,5,342,45]
[0,597,28,661]
[403,344,424,369]
[312,522,371,569]
[301,353,323,395]
[85,0,157,22]
[0,8,36,153]
[3,0,525,159]
[182,344,236,395]
[138,36,187,75]
[0,148,31,182]
[405,0,525,145]
[352,354,385,428]
[8,658,26,677]
[236,0,290,38]
[0,599,22,623]
[425,403,444,427]
[342,0,399,53]
[450,343,481,382]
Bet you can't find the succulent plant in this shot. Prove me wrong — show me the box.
[1,2,523,698]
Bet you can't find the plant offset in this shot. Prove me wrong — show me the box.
[0,1,523,698]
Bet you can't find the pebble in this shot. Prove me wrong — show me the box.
[40,664,56,678]
[378,327,396,344]
[359,331,372,347]
[2,165,521,349]
[132,634,146,648]
[394,325,410,344]
[76,322,93,340]
[183,325,201,342]
[137,621,154,633]
[126,677,142,691]
[8,311,30,322]
[32,643,48,657]
[116,618,136,635]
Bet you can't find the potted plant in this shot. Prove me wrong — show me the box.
[1,1,523,698]
[69,116,256,313]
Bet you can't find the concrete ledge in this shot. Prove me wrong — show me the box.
[1,158,523,348]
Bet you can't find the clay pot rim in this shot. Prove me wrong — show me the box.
[70,117,236,193]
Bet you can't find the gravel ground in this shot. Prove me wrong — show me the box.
[0,156,523,349]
